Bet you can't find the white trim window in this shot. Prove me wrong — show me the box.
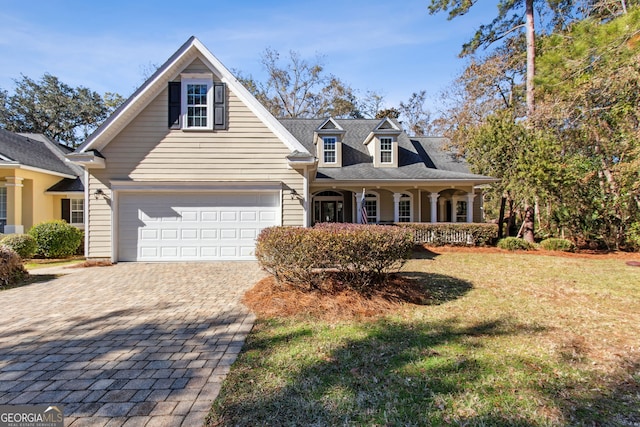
[399,193,412,222]
[71,199,84,225]
[380,137,393,164]
[323,137,337,164]
[182,77,213,129]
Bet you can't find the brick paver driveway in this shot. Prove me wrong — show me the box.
[0,262,266,426]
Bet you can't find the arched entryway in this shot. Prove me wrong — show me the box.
[312,190,345,224]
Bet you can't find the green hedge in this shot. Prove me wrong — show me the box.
[497,237,535,251]
[539,238,575,252]
[256,224,414,290]
[28,220,83,259]
[0,234,37,259]
[0,246,28,288]
[399,223,498,246]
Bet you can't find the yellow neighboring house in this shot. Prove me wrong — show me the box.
[0,129,84,234]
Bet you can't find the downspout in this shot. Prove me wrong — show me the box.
[84,169,89,258]
[303,166,310,227]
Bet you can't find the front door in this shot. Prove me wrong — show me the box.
[314,200,344,224]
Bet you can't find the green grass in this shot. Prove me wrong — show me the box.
[24,258,84,270]
[208,250,640,426]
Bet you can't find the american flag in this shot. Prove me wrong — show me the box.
[360,188,368,224]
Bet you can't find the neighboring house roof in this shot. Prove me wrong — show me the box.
[0,129,81,178]
[278,118,495,183]
[46,177,84,193]
[75,36,311,157]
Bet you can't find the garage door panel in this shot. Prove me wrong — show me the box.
[118,192,280,261]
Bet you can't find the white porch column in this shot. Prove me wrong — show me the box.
[466,193,476,223]
[451,196,459,223]
[429,192,439,223]
[355,193,363,224]
[393,193,402,223]
[5,176,24,234]
[439,198,446,222]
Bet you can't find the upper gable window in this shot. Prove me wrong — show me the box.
[182,77,212,130]
[380,137,393,163]
[323,137,337,163]
[169,75,227,131]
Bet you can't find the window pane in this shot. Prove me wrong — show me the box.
[186,83,208,128]
[323,137,336,163]
[399,198,411,222]
[380,138,392,163]
[0,187,6,219]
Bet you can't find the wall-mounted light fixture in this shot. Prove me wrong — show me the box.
[93,189,105,199]
[289,189,302,200]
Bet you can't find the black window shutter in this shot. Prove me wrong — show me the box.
[213,83,227,130]
[61,199,71,223]
[168,82,181,129]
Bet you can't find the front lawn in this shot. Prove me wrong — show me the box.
[208,248,640,426]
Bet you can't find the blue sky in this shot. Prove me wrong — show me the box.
[0,0,497,111]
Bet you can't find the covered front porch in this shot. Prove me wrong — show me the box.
[308,185,484,226]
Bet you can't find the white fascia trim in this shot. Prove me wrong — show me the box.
[374,117,402,131]
[66,153,106,168]
[316,117,345,134]
[191,39,310,156]
[84,169,89,258]
[109,180,283,192]
[0,154,14,162]
[0,163,76,179]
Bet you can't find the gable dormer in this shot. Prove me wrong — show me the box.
[363,117,402,168]
[314,117,345,168]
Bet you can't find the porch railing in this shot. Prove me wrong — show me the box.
[396,223,498,246]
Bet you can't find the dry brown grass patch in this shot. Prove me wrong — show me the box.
[243,274,430,321]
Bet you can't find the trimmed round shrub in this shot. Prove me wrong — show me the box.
[0,234,37,259]
[497,237,535,251]
[0,246,28,288]
[539,238,575,252]
[256,224,414,290]
[28,220,83,258]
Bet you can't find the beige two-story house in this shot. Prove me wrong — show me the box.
[69,37,495,262]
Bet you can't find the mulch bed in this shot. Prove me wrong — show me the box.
[243,274,430,321]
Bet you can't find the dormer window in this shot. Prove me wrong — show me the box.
[315,118,344,167]
[380,137,393,164]
[323,137,337,163]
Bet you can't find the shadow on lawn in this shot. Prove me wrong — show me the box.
[210,315,640,427]
[400,271,473,305]
[210,317,552,426]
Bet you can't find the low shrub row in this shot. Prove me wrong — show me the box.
[256,224,414,290]
[399,223,498,246]
[0,220,83,259]
[497,236,575,252]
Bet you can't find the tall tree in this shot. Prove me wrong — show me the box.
[0,74,124,146]
[245,49,360,119]
[398,90,433,136]
[428,0,575,118]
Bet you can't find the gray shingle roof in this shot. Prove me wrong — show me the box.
[278,118,495,182]
[46,177,84,193]
[0,129,82,177]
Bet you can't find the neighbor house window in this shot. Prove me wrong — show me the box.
[323,137,336,163]
[380,137,393,163]
[399,194,411,222]
[181,77,213,130]
[71,199,84,224]
[0,187,6,232]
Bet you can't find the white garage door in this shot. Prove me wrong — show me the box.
[118,192,280,261]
